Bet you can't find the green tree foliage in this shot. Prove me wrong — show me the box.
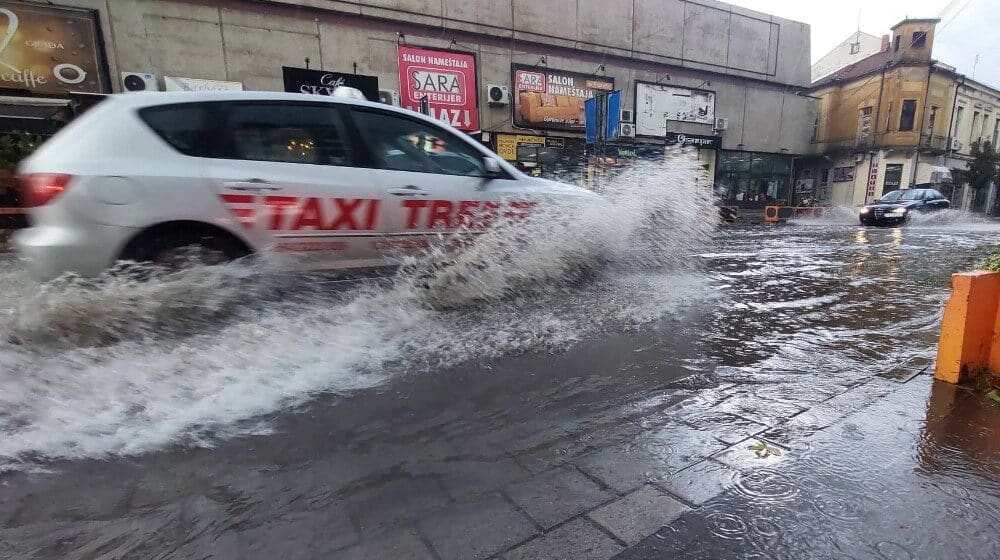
[0,131,43,171]
[964,139,1000,191]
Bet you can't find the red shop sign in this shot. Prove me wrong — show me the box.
[397,45,479,131]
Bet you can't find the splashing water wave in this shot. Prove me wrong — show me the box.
[0,153,717,471]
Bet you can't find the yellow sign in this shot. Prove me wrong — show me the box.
[495,133,544,161]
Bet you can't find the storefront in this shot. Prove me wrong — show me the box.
[586,142,666,186]
[0,2,111,208]
[715,150,794,207]
[492,133,586,178]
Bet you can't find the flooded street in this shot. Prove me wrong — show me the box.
[2,205,1000,558]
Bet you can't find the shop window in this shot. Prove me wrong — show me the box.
[912,31,927,49]
[899,100,917,132]
[351,109,487,177]
[226,103,352,166]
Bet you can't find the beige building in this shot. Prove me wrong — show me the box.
[811,31,885,83]
[805,17,1000,213]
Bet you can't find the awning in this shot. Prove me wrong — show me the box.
[929,165,953,183]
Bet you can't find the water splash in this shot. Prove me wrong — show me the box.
[0,152,717,471]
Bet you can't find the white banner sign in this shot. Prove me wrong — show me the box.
[164,76,243,92]
[636,82,716,136]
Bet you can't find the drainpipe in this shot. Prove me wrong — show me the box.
[911,64,936,188]
[946,73,964,200]
[867,66,887,201]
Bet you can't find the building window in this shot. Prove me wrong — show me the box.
[993,118,999,146]
[971,111,981,144]
[820,169,829,186]
[955,106,964,136]
[811,115,819,142]
[912,31,927,48]
[893,36,900,52]
[899,100,917,131]
[850,43,861,55]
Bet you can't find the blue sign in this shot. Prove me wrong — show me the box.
[584,97,598,144]
[606,90,621,141]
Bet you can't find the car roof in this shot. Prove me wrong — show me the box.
[101,90,435,122]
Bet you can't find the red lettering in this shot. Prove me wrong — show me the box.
[456,200,479,228]
[264,196,297,230]
[428,200,455,229]
[479,201,501,228]
[292,197,324,230]
[329,198,363,230]
[402,199,428,229]
[364,199,379,230]
[504,200,536,221]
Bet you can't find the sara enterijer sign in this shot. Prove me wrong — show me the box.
[282,66,379,101]
[396,45,479,131]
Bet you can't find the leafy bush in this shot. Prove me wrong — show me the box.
[977,250,1000,272]
[0,131,43,171]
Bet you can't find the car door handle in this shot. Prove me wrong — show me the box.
[224,179,282,192]
[387,185,429,197]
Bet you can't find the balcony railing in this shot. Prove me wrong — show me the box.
[920,134,950,151]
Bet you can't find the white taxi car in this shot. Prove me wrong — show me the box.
[14,90,593,279]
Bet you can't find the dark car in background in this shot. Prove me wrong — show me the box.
[859,188,950,226]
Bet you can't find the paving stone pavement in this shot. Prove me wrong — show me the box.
[311,369,926,559]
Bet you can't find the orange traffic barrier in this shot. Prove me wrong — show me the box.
[935,271,1000,383]
[763,206,825,223]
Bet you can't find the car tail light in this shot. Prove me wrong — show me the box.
[16,173,73,207]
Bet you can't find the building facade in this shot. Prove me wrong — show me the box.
[0,0,815,207]
[811,31,884,84]
[807,18,1000,212]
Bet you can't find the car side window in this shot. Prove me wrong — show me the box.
[139,103,220,157]
[351,109,486,177]
[224,103,353,166]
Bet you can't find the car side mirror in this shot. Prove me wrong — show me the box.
[483,157,503,178]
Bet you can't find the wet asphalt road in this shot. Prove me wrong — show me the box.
[2,216,1000,559]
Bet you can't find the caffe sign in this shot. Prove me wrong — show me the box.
[0,2,109,94]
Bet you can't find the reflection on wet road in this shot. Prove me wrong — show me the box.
[2,215,1000,559]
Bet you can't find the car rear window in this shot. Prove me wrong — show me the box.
[139,103,218,157]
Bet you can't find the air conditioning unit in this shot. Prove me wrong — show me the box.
[120,72,159,92]
[378,89,400,106]
[854,153,866,164]
[619,122,636,138]
[951,138,963,151]
[620,109,634,123]
[487,84,510,106]
[714,117,729,131]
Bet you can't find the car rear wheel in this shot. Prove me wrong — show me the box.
[124,229,250,271]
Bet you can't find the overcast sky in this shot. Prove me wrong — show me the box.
[724,0,999,86]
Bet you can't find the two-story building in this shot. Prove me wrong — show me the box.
[804,17,1000,214]
[805,19,960,207]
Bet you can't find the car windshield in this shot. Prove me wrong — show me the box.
[898,190,926,201]
[879,190,904,202]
